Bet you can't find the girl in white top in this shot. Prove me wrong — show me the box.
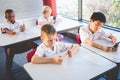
[31,24,79,64]
[38,6,55,27]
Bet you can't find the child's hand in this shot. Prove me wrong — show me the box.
[67,50,72,57]
[53,56,63,64]
[102,46,112,52]
[48,20,55,24]
[112,46,118,51]
[111,37,116,43]
[20,24,25,32]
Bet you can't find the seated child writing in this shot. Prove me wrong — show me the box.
[38,6,55,27]
[2,9,25,35]
[80,12,117,52]
[31,24,79,64]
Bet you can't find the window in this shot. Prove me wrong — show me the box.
[57,0,78,19]
[82,0,120,28]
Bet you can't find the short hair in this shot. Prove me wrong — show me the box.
[5,9,14,14]
[90,12,106,23]
[41,24,56,37]
[42,6,52,14]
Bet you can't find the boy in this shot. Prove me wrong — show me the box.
[38,6,55,27]
[80,12,117,52]
[2,9,25,35]
[31,24,79,64]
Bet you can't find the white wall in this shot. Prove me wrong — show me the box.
[0,0,43,23]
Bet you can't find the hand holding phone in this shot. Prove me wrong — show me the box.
[112,41,120,51]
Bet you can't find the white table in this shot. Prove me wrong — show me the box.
[24,47,116,80]
[82,38,120,63]
[0,17,82,77]
[81,37,120,79]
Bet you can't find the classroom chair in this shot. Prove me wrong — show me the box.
[76,33,81,45]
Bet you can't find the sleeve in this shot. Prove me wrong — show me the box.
[34,46,44,57]
[58,42,72,52]
[101,29,111,38]
[80,27,90,42]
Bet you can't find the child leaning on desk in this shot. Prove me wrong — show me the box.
[1,9,25,35]
[31,24,79,64]
[1,9,38,55]
[80,12,117,52]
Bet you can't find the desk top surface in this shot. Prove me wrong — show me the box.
[82,38,120,63]
[0,18,82,47]
[24,47,116,80]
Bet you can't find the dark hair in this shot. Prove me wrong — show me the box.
[5,9,14,14]
[41,24,56,36]
[90,12,106,23]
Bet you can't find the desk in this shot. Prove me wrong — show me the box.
[24,47,116,80]
[82,38,120,79]
[0,18,82,77]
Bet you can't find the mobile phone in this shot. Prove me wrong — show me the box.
[113,41,120,48]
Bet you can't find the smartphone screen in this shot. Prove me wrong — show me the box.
[113,41,120,48]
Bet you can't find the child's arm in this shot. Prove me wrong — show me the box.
[63,44,80,57]
[4,28,16,35]
[86,38,112,52]
[39,20,55,27]
[31,55,63,64]
[108,34,116,43]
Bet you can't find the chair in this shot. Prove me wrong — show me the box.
[76,33,81,45]
[26,48,37,62]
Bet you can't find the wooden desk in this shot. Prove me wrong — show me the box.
[24,47,116,80]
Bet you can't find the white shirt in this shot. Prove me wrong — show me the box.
[38,16,53,23]
[35,42,72,57]
[80,24,110,43]
[4,21,21,30]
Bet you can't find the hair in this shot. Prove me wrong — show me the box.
[90,12,106,23]
[42,6,52,14]
[41,24,56,37]
[5,9,14,14]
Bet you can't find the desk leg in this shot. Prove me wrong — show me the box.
[5,47,15,80]
[106,66,118,80]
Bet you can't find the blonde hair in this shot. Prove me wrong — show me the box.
[41,24,56,37]
[42,6,52,14]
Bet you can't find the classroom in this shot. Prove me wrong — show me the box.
[0,0,120,80]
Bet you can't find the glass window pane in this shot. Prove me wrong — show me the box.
[57,0,78,19]
[82,0,120,28]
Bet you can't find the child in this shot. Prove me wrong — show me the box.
[2,9,25,35]
[2,9,38,70]
[38,5,63,41]
[38,6,55,27]
[80,12,117,52]
[31,24,79,64]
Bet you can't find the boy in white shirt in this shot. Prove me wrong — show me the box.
[80,12,117,52]
[4,9,38,55]
[31,24,79,64]
[2,9,25,35]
